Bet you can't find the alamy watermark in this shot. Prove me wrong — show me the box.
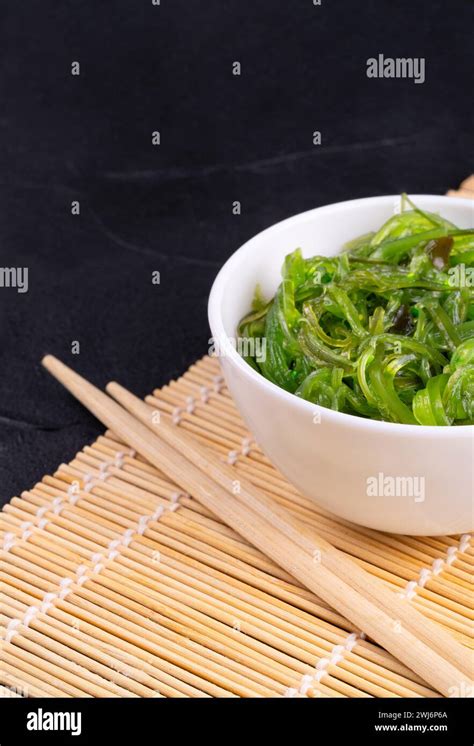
[367,472,425,502]
[448,264,474,288]
[447,681,474,698]
[0,266,29,293]
[366,55,425,84]
[208,336,267,363]
[27,709,82,737]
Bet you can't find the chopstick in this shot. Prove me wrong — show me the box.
[41,355,473,696]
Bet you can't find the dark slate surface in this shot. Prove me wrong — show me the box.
[0,0,472,505]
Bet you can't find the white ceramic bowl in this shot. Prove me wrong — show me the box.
[208,195,474,535]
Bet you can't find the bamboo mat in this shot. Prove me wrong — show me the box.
[1,181,473,699]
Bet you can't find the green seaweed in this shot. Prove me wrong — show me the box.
[237,197,474,425]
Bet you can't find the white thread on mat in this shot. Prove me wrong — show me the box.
[170,397,206,422]
[59,577,73,599]
[2,532,17,552]
[458,533,472,553]
[137,515,151,534]
[284,631,366,696]
[285,673,314,697]
[226,436,256,465]
[3,492,185,644]
[398,580,418,601]
[240,437,252,457]
[79,447,136,492]
[212,375,224,393]
[15,488,83,542]
[40,592,57,614]
[200,375,225,403]
[168,369,254,470]
[67,484,80,504]
[171,490,188,506]
[5,618,21,644]
[10,480,93,547]
[5,601,46,643]
[172,406,183,425]
[123,528,135,547]
[20,521,33,541]
[22,448,139,531]
[22,606,39,629]
[114,451,125,468]
[397,533,472,600]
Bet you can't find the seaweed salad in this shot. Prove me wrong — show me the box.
[237,196,474,425]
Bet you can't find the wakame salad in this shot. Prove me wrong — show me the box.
[237,196,474,425]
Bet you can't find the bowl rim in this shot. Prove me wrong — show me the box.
[208,194,474,437]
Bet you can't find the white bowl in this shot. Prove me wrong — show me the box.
[208,196,474,535]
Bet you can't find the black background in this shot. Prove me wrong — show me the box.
[0,0,472,505]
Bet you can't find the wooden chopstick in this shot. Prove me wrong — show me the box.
[41,355,473,696]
